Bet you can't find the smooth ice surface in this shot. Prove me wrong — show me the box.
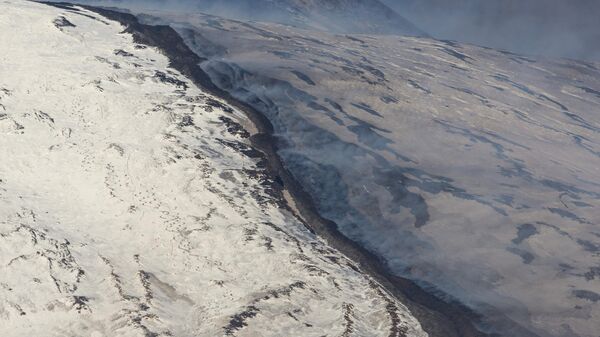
[133,12,600,337]
[0,2,427,336]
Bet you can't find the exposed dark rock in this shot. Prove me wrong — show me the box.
[53,16,75,29]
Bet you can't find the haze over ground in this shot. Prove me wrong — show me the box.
[383,0,600,61]
[30,1,600,336]
[68,0,600,60]
[67,0,425,35]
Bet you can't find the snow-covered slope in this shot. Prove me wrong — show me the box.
[0,2,427,336]
[49,0,426,36]
[131,12,600,337]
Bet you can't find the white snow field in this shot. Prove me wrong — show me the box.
[0,2,427,337]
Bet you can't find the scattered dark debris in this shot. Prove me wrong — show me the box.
[573,289,600,303]
[53,16,76,29]
[512,224,538,245]
[492,74,573,114]
[446,85,493,108]
[324,98,345,113]
[439,39,460,48]
[302,100,324,113]
[224,305,260,335]
[179,115,194,127]
[108,143,125,156]
[263,281,306,300]
[341,66,364,77]
[380,95,399,104]
[307,101,344,125]
[34,110,54,124]
[340,303,355,337]
[577,239,600,253]
[303,264,328,276]
[497,50,535,64]
[11,303,26,316]
[71,296,91,313]
[270,50,294,59]
[217,139,263,159]
[154,71,188,89]
[367,280,410,337]
[583,267,600,281]
[206,98,234,113]
[290,70,316,86]
[138,270,153,302]
[263,222,304,253]
[506,247,535,264]
[238,22,284,42]
[439,47,474,63]
[345,35,367,44]
[244,227,258,241]
[548,207,591,225]
[114,49,135,57]
[346,262,360,273]
[357,63,387,83]
[407,79,431,94]
[261,236,274,251]
[218,116,250,138]
[577,86,600,98]
[95,56,121,69]
[347,120,393,150]
[351,102,383,117]
[449,63,469,72]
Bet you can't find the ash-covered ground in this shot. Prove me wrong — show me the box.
[128,11,600,337]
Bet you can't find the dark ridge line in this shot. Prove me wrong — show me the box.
[39,2,517,337]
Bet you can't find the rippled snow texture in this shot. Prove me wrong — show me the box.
[0,2,427,337]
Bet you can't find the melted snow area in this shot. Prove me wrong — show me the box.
[0,2,427,337]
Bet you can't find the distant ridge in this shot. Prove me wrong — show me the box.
[203,0,427,35]
[52,0,427,35]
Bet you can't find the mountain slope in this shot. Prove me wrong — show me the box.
[382,0,600,60]
[54,0,426,35]
[199,0,426,35]
[0,2,427,336]
[133,11,600,337]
